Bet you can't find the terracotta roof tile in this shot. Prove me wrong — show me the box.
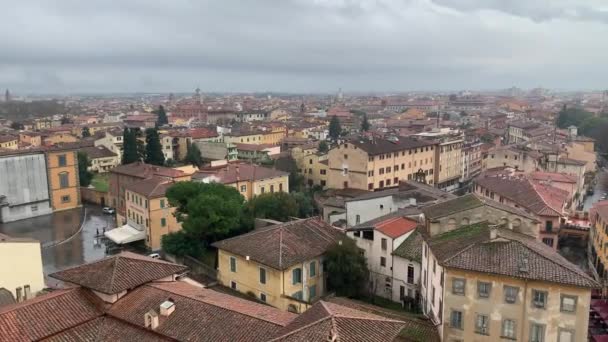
[125,177,174,198]
[42,316,170,342]
[49,252,188,295]
[213,218,344,270]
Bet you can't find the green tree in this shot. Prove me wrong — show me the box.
[556,106,593,128]
[60,116,72,125]
[361,114,370,131]
[318,140,329,153]
[247,192,299,221]
[184,142,203,167]
[144,128,165,166]
[166,182,250,246]
[81,126,91,138]
[329,115,341,141]
[122,128,139,164]
[77,152,93,187]
[161,231,203,258]
[10,122,23,130]
[156,105,168,126]
[290,192,315,218]
[325,238,369,297]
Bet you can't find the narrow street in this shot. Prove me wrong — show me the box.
[584,168,608,211]
[0,204,113,282]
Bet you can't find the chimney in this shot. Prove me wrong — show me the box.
[24,285,31,300]
[160,299,176,317]
[16,287,23,302]
[409,197,417,206]
[145,310,160,330]
[489,225,498,240]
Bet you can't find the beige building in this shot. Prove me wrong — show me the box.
[213,218,344,313]
[194,163,289,201]
[0,135,19,150]
[415,130,463,191]
[484,145,543,173]
[0,233,45,301]
[420,222,597,342]
[327,136,438,191]
[122,177,181,251]
[80,145,119,173]
[293,148,328,188]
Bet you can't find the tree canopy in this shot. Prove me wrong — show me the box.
[329,115,342,141]
[325,238,368,297]
[121,128,139,164]
[557,106,594,129]
[144,128,165,166]
[184,142,203,167]
[155,105,168,126]
[247,192,299,221]
[318,140,329,153]
[361,114,370,131]
[81,127,91,138]
[77,152,93,187]
[165,182,252,251]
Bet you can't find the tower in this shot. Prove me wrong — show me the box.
[337,88,343,102]
[194,87,202,105]
[4,89,10,102]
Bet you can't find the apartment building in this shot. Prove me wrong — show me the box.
[420,222,597,342]
[0,135,18,150]
[294,151,328,188]
[94,129,124,162]
[416,130,463,192]
[213,218,343,313]
[108,177,181,251]
[460,141,482,182]
[194,163,289,201]
[589,201,608,280]
[346,215,420,302]
[483,145,543,173]
[327,136,438,191]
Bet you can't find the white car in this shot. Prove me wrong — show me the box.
[102,207,115,215]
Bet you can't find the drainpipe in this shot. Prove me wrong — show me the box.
[520,280,529,342]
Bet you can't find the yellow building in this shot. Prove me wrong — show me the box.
[124,177,182,251]
[0,135,18,150]
[43,132,79,146]
[18,132,42,147]
[46,148,81,211]
[327,136,438,191]
[0,233,45,301]
[421,222,597,342]
[590,202,608,280]
[195,163,289,201]
[212,218,345,312]
[294,151,328,188]
[260,126,287,145]
[224,131,264,145]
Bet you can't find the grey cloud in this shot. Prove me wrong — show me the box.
[0,0,607,93]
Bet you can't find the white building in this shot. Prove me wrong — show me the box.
[94,130,124,163]
[346,215,421,303]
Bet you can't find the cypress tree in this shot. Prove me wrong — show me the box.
[156,105,168,126]
[144,128,165,166]
[329,115,341,141]
[122,128,139,164]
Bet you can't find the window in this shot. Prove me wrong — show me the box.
[161,218,166,227]
[292,268,302,284]
[240,185,246,192]
[450,310,463,330]
[58,154,67,166]
[309,285,317,299]
[433,260,436,273]
[386,179,391,186]
[452,278,465,295]
[59,172,69,188]
[344,154,348,160]
[368,183,373,190]
[532,290,547,309]
[320,169,326,175]
[542,237,554,247]
[145,200,148,209]
[504,286,519,304]
[270,185,275,193]
[530,323,545,342]
[475,314,489,335]
[368,170,373,176]
[160,199,165,208]
[380,256,386,267]
[545,220,553,232]
[230,281,237,290]
[261,186,265,193]
[432,286,435,304]
[61,195,71,203]
[400,286,405,299]
[279,183,283,192]
[502,319,516,339]
[394,177,398,184]
[259,268,266,284]
[407,265,415,284]
[477,282,491,298]
[558,328,574,342]
[362,230,374,240]
[379,168,384,175]
[386,166,391,173]
[309,261,316,277]
[354,231,360,237]
[381,238,387,250]
[560,295,577,313]
[260,293,267,302]
[379,180,384,188]
[230,256,237,272]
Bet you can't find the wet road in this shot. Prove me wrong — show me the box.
[0,204,114,281]
[584,168,608,211]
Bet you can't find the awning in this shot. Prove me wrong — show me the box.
[104,224,146,244]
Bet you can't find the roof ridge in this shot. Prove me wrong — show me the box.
[146,284,292,326]
[0,288,78,315]
[109,257,120,293]
[269,316,334,341]
[528,179,562,215]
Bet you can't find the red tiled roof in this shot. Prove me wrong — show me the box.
[42,316,170,342]
[125,177,174,198]
[208,164,288,184]
[374,217,418,239]
[0,288,103,341]
[110,162,186,179]
[529,171,577,184]
[49,252,188,295]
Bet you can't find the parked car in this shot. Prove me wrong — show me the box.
[102,207,115,215]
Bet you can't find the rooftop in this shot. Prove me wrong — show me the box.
[125,177,175,198]
[349,136,437,156]
[212,218,344,270]
[424,222,598,288]
[110,161,187,179]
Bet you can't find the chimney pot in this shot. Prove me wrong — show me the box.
[16,287,23,302]
[24,285,31,300]
[145,310,160,329]
[160,300,175,317]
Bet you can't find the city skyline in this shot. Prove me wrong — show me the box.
[1,0,607,93]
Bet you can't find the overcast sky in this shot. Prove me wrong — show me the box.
[1,0,608,94]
